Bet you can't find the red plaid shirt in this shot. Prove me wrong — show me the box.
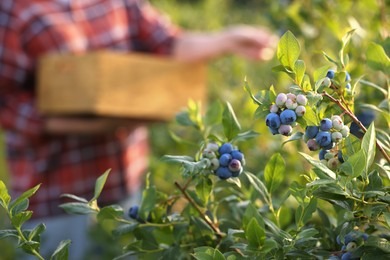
[0,0,180,218]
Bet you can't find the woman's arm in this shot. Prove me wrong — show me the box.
[172,25,278,62]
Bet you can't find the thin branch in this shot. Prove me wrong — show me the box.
[174,181,224,239]
[322,92,390,163]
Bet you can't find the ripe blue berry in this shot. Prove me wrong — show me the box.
[280,109,297,125]
[322,141,335,150]
[266,113,281,129]
[341,252,352,260]
[319,149,328,160]
[231,150,244,161]
[320,118,333,131]
[315,131,332,147]
[268,126,279,135]
[128,205,139,219]
[216,167,232,179]
[228,159,242,172]
[326,69,335,79]
[278,124,293,136]
[338,150,344,163]
[218,143,233,155]
[305,126,319,139]
[345,71,351,81]
[219,153,232,167]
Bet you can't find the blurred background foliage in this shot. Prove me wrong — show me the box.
[0,0,389,259]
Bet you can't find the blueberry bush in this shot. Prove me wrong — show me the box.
[1,30,389,259]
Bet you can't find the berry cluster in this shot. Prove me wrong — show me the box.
[325,69,351,91]
[266,93,307,136]
[329,230,368,260]
[201,142,245,179]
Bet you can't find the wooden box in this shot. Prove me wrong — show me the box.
[37,51,207,121]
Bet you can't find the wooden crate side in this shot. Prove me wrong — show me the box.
[95,52,207,120]
[37,53,101,115]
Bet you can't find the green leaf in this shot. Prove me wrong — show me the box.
[222,102,241,140]
[10,198,29,215]
[361,123,376,171]
[294,60,306,85]
[11,211,33,228]
[364,236,390,253]
[366,170,383,191]
[176,111,197,127]
[340,29,355,67]
[302,106,318,126]
[296,228,318,240]
[193,247,226,260]
[282,132,304,146]
[50,240,71,260]
[139,186,157,220]
[366,42,390,74]
[112,223,139,237]
[196,177,212,203]
[299,153,336,179]
[60,194,88,203]
[339,150,366,178]
[313,65,333,82]
[244,80,262,106]
[161,155,194,164]
[91,169,111,201]
[245,218,265,248]
[97,205,124,222]
[0,181,11,208]
[277,31,301,70]
[59,202,97,215]
[264,153,285,193]
[301,74,312,92]
[384,212,390,228]
[204,101,223,125]
[20,240,40,254]
[9,184,41,212]
[0,229,19,240]
[231,130,260,143]
[243,203,264,230]
[28,223,46,241]
[244,171,270,204]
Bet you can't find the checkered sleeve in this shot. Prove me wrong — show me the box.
[0,2,44,140]
[126,0,181,54]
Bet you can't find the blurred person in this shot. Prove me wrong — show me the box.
[0,0,277,258]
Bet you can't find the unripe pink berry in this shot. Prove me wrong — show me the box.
[332,118,344,130]
[295,106,306,117]
[270,104,279,113]
[286,93,296,101]
[275,93,288,107]
[278,124,293,136]
[285,99,298,110]
[296,94,307,106]
[307,139,319,151]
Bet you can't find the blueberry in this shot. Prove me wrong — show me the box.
[216,167,232,179]
[305,126,319,139]
[341,252,353,260]
[315,131,332,147]
[332,117,344,131]
[228,159,242,172]
[285,99,298,110]
[218,143,233,155]
[278,124,293,136]
[344,233,354,244]
[128,205,139,219]
[268,126,279,135]
[266,113,281,129]
[320,118,333,131]
[326,69,335,79]
[338,150,344,163]
[307,139,319,151]
[231,150,244,161]
[219,153,232,167]
[345,71,351,81]
[350,111,375,138]
[206,142,219,152]
[280,109,297,125]
[286,93,296,101]
[328,256,341,260]
[319,149,328,160]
